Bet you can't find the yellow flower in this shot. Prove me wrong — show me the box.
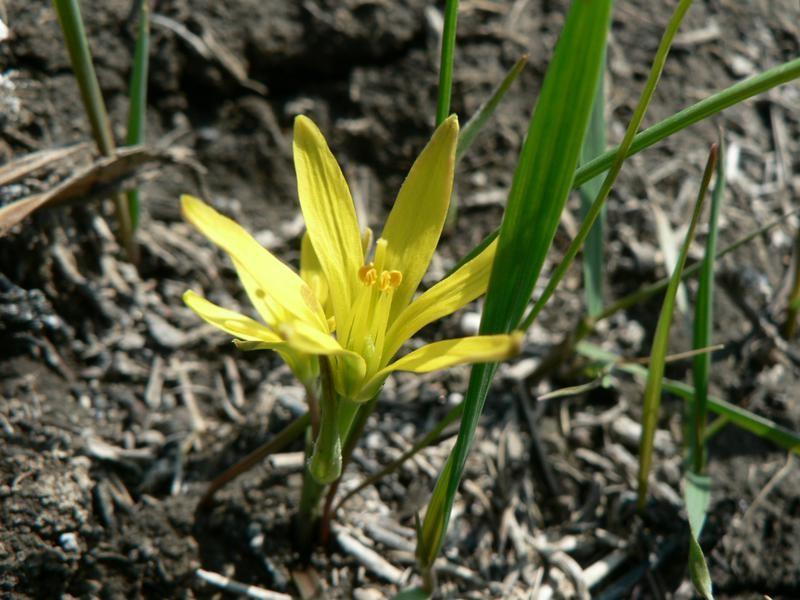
[181,115,521,404]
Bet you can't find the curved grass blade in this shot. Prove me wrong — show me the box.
[52,0,135,260]
[597,209,798,322]
[685,472,714,599]
[579,48,607,317]
[691,137,725,473]
[456,55,528,162]
[417,0,614,580]
[125,0,151,230]
[521,0,695,332]
[452,56,800,271]
[575,56,800,187]
[576,342,800,454]
[638,143,717,511]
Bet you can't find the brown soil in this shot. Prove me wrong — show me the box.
[1,1,799,598]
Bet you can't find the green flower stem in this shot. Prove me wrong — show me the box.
[320,396,378,544]
[298,428,327,556]
[309,358,343,484]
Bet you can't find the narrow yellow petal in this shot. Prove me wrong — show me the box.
[300,231,331,317]
[236,339,320,386]
[382,237,498,363]
[183,290,282,343]
[358,332,523,401]
[181,194,327,331]
[380,115,459,321]
[293,116,363,332]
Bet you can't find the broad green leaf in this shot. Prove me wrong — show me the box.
[417,0,614,573]
[521,0,695,331]
[638,144,717,510]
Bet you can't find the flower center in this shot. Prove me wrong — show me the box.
[344,238,403,373]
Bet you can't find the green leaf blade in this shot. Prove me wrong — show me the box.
[456,55,528,162]
[638,144,718,511]
[417,0,614,575]
[125,0,151,231]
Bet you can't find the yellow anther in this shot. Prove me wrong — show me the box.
[358,263,377,285]
[378,269,403,292]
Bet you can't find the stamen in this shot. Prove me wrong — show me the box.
[358,263,377,285]
[361,227,373,257]
[373,238,388,273]
[378,269,403,292]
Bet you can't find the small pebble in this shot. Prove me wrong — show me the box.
[460,311,481,336]
[59,532,79,553]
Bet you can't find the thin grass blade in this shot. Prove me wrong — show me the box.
[435,0,459,125]
[576,342,800,454]
[125,0,151,230]
[685,472,714,599]
[456,55,528,162]
[417,0,614,577]
[784,229,800,338]
[691,137,725,473]
[52,0,136,259]
[452,56,800,270]
[638,144,717,511]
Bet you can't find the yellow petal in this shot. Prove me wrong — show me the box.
[358,332,523,401]
[183,290,282,343]
[300,231,331,318]
[382,237,498,363]
[381,115,459,321]
[293,116,363,332]
[235,341,320,386]
[181,194,327,331]
[280,319,367,398]
[280,319,353,357]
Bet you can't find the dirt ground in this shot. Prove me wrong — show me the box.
[1,0,799,598]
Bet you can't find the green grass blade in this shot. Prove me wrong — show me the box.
[52,0,135,259]
[579,49,607,317]
[435,0,459,126]
[456,55,528,162]
[125,0,151,231]
[576,342,800,454]
[521,0,695,332]
[596,208,798,322]
[691,137,725,473]
[451,56,800,271]
[638,143,717,511]
[417,0,613,577]
[575,56,800,187]
[685,472,714,599]
[784,229,800,338]
[52,0,114,155]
